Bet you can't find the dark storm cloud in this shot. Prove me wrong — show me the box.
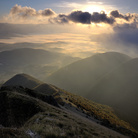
[50,10,137,25]
[10,4,55,18]
[110,10,134,21]
[68,11,91,24]
[50,11,115,24]
[91,12,115,24]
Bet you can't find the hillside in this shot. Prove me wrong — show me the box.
[1,74,138,137]
[0,86,130,138]
[87,58,138,130]
[46,52,131,96]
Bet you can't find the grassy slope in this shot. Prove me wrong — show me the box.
[0,87,129,138]
[52,88,137,137]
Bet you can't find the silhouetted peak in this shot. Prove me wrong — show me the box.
[3,73,43,89]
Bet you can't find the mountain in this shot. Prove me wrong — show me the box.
[45,52,138,130]
[46,52,131,96]
[0,48,79,67]
[87,58,138,130]
[1,74,137,137]
[3,73,43,89]
[0,48,80,83]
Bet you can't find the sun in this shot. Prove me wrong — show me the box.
[83,5,105,13]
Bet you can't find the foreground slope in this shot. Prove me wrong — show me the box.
[88,58,138,130]
[0,86,130,138]
[1,74,138,137]
[46,52,131,96]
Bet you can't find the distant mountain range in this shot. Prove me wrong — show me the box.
[46,52,131,95]
[0,48,80,83]
[1,73,137,137]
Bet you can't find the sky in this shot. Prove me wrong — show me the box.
[0,0,138,58]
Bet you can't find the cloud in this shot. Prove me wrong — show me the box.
[10,4,55,18]
[10,4,37,17]
[91,11,115,24]
[1,5,138,58]
[68,11,115,24]
[3,4,137,26]
[110,10,134,21]
[40,9,55,16]
[68,11,91,24]
[50,11,115,25]
[50,10,137,25]
[49,14,69,24]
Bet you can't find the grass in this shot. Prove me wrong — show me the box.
[0,85,137,137]
[53,88,138,137]
[24,110,124,138]
[0,128,29,138]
